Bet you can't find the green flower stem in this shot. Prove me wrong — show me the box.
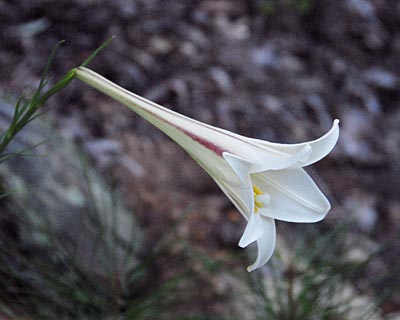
[0,36,114,156]
[0,69,76,155]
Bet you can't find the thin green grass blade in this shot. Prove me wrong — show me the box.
[10,94,25,126]
[80,35,115,67]
[0,139,48,163]
[36,40,65,96]
[0,189,16,200]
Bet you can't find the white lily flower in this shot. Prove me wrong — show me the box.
[75,67,340,272]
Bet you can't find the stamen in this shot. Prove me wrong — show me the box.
[253,185,262,195]
[252,185,271,214]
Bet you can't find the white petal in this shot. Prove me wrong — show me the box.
[249,144,312,173]
[238,213,264,248]
[248,120,340,167]
[213,177,253,219]
[252,168,330,223]
[223,144,311,178]
[247,216,276,272]
[221,149,313,218]
[223,152,256,183]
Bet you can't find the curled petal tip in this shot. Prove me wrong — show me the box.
[299,118,340,167]
[245,217,276,272]
[238,241,247,249]
[246,266,255,272]
[238,213,264,248]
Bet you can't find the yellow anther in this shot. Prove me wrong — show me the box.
[255,200,263,208]
[253,185,263,195]
[253,185,263,214]
[252,185,271,214]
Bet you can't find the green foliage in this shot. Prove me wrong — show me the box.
[0,37,114,201]
[0,41,75,157]
[0,150,190,320]
[247,223,379,320]
[0,36,115,158]
[256,0,314,15]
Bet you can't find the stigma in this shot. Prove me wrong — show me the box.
[253,185,271,213]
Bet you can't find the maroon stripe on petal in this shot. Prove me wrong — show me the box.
[181,128,225,156]
[142,105,225,156]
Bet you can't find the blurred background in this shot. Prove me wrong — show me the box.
[0,0,399,319]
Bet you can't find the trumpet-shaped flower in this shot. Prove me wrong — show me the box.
[75,67,340,271]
